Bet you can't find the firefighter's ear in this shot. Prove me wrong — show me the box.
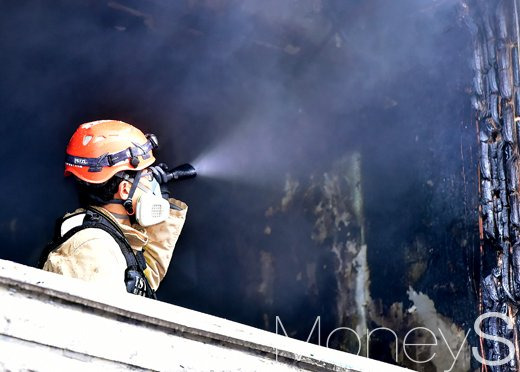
[118,180,132,200]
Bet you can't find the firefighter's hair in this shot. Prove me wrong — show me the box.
[75,171,134,207]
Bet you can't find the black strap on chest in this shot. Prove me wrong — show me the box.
[39,208,156,300]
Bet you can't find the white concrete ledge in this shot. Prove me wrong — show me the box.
[0,260,412,371]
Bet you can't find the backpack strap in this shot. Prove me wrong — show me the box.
[38,210,88,269]
[39,208,156,299]
[83,209,157,299]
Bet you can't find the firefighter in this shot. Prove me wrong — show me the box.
[40,120,188,299]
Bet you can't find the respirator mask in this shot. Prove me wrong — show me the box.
[121,170,170,227]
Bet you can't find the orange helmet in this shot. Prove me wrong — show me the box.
[64,120,158,184]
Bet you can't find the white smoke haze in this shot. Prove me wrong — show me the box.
[168,0,470,190]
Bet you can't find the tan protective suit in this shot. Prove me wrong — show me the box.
[42,198,187,293]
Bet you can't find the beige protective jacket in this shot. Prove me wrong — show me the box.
[42,198,188,293]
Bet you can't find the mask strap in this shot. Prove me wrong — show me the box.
[106,198,125,205]
[108,211,130,220]
[123,170,143,215]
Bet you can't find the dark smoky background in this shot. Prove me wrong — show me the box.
[0,0,478,366]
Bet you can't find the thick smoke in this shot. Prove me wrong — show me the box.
[180,0,470,186]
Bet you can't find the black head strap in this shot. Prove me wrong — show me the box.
[123,170,142,215]
[65,138,155,173]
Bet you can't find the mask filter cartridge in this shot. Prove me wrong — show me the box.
[135,192,170,227]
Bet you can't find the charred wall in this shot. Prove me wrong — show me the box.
[468,0,520,370]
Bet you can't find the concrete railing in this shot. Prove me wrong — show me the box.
[0,260,412,371]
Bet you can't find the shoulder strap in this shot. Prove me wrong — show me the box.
[82,208,147,272]
[39,208,156,299]
[38,212,88,269]
[82,208,156,299]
